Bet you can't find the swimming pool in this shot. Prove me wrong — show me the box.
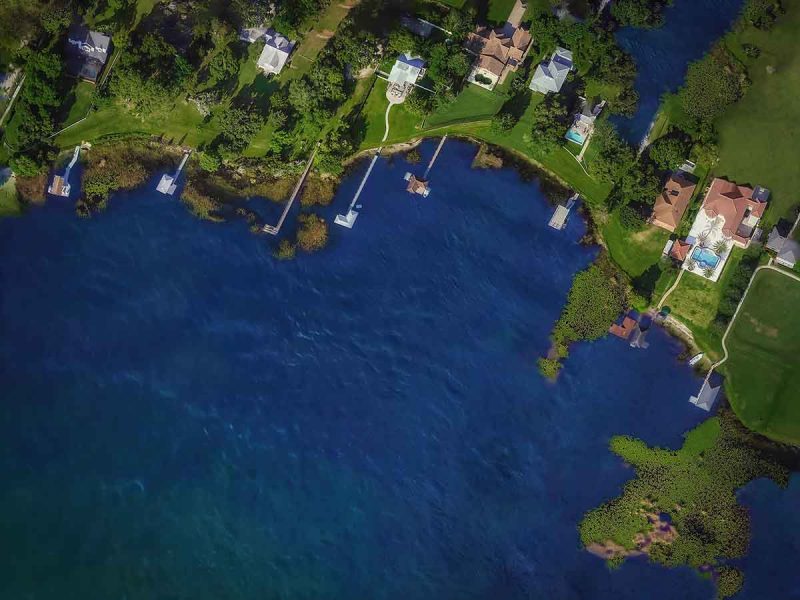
[565,129,585,145]
[692,246,720,270]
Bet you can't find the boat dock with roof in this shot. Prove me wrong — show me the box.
[548,193,578,230]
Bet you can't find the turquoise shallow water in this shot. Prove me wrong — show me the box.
[0,140,797,599]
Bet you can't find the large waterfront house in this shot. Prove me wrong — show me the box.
[681,178,769,282]
[387,54,426,102]
[255,30,295,75]
[464,24,532,90]
[529,47,573,94]
[766,219,800,269]
[651,173,697,233]
[66,25,111,84]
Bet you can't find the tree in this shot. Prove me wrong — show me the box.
[611,0,669,28]
[529,94,571,152]
[197,151,222,172]
[741,0,784,29]
[589,121,636,183]
[491,112,516,133]
[617,205,646,231]
[647,134,690,171]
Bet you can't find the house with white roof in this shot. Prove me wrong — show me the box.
[253,29,295,75]
[529,47,573,94]
[386,54,426,103]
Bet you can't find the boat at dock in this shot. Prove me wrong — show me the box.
[688,353,704,366]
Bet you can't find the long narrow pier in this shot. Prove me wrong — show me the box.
[263,147,318,235]
[334,147,382,228]
[422,135,447,179]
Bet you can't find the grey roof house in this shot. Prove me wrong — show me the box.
[256,30,295,75]
[766,219,800,268]
[529,47,573,94]
[66,25,112,84]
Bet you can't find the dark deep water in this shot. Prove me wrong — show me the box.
[1,140,798,599]
[611,0,745,144]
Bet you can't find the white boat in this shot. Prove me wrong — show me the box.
[688,353,704,366]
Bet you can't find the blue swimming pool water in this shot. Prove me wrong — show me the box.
[0,140,797,598]
[565,129,585,145]
[611,0,745,144]
[692,246,721,270]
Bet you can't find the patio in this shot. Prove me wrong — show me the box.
[682,209,733,282]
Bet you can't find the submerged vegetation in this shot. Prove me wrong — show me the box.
[539,254,628,378]
[580,411,794,598]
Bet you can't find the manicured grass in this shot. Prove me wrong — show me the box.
[359,81,612,204]
[55,101,216,149]
[723,269,800,445]
[0,176,22,217]
[425,84,506,127]
[61,81,95,128]
[715,0,800,223]
[487,0,518,23]
[435,0,467,7]
[602,217,670,277]
[665,249,746,359]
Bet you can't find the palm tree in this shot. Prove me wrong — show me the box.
[687,259,697,271]
[713,240,729,255]
[703,267,715,278]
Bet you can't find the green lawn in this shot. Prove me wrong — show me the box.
[56,100,216,149]
[723,269,800,445]
[61,81,95,129]
[359,81,612,204]
[425,84,506,127]
[487,0,518,23]
[715,0,800,223]
[665,249,746,359]
[435,0,467,7]
[602,217,670,277]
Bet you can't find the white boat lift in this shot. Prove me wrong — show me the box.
[335,147,382,228]
[157,151,191,195]
[47,145,81,197]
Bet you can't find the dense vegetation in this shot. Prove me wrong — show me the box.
[538,254,628,378]
[611,0,674,28]
[580,412,793,598]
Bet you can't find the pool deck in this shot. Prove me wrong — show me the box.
[681,208,731,282]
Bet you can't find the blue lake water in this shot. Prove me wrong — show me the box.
[0,140,797,598]
[611,0,745,144]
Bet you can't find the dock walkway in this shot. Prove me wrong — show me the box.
[263,147,318,235]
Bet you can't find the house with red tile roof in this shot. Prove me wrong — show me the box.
[699,178,769,248]
[609,316,638,340]
[465,25,531,90]
[651,174,696,233]
[669,239,692,262]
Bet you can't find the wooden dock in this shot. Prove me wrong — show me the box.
[263,147,318,235]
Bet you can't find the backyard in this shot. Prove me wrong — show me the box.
[664,249,746,358]
[715,0,800,223]
[723,268,800,445]
[359,79,612,204]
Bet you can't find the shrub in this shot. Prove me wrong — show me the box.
[716,566,744,599]
[198,151,222,173]
[742,43,761,58]
[491,112,516,133]
[741,0,784,29]
[274,240,296,260]
[474,73,493,85]
[296,213,328,253]
[537,357,562,379]
[617,205,646,231]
